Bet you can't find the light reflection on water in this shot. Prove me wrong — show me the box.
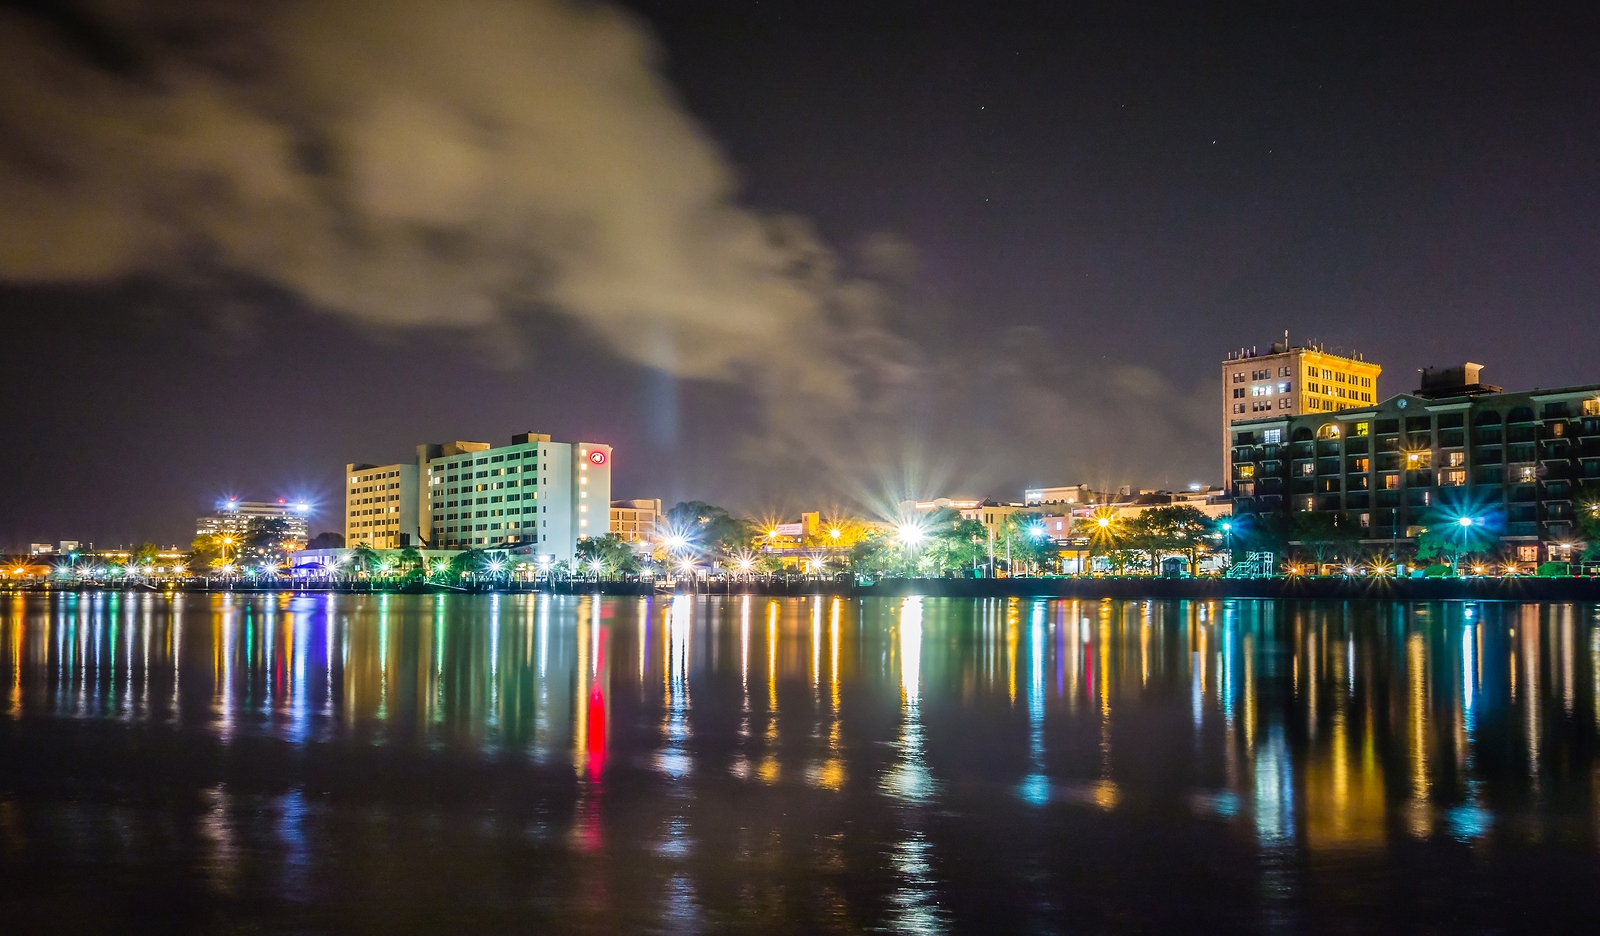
[4,592,1600,931]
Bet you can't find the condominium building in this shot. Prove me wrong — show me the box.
[1229,364,1600,563]
[419,432,612,563]
[1222,340,1382,485]
[199,499,311,548]
[609,498,662,544]
[343,464,419,550]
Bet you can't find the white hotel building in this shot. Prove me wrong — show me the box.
[346,432,613,563]
[418,433,611,563]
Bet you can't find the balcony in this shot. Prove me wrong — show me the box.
[1541,504,1573,521]
[1539,462,1574,481]
[1508,464,1539,485]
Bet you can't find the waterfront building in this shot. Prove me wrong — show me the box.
[609,498,662,545]
[902,497,1038,539]
[418,432,611,563]
[343,464,420,549]
[199,499,311,548]
[1023,484,1095,506]
[1228,364,1600,564]
[1222,339,1382,485]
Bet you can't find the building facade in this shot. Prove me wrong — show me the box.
[1222,341,1382,485]
[1229,366,1600,563]
[609,498,662,544]
[199,499,311,548]
[343,465,420,550]
[419,432,611,563]
[1024,484,1095,507]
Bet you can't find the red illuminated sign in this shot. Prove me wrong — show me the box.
[587,450,607,466]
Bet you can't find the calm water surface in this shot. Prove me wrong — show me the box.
[3,593,1600,933]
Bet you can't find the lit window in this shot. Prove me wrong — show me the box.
[1447,451,1465,467]
[1299,462,1315,476]
[1353,422,1369,436]
[1278,382,1291,393]
[1383,475,1400,490]
[1406,451,1432,469]
[1441,470,1466,486]
[1263,429,1282,444]
[1239,465,1256,478]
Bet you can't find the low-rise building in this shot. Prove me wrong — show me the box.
[1229,364,1600,564]
[1024,485,1096,507]
[610,498,662,544]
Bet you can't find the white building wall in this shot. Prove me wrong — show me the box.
[573,442,612,547]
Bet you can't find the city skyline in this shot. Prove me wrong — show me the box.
[3,2,1599,549]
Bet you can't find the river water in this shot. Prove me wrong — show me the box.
[2,593,1599,933]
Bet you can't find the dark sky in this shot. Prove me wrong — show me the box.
[2,0,1598,550]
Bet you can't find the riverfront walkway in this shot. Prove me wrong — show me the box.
[9,577,1600,601]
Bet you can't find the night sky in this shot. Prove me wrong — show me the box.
[2,0,1598,550]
